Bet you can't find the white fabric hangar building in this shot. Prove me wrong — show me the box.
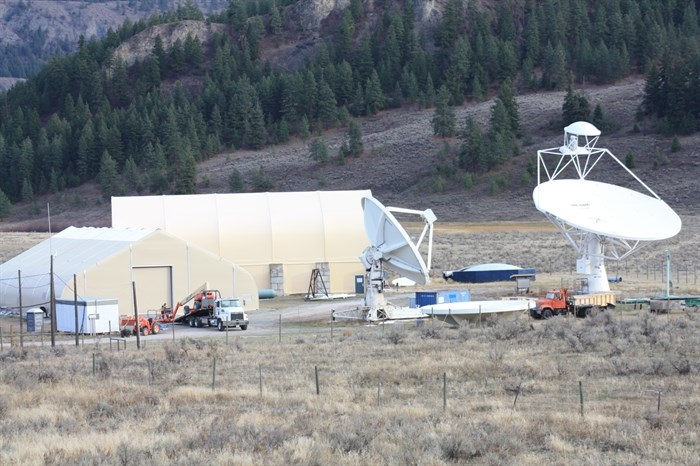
[0,227,259,315]
[111,190,371,295]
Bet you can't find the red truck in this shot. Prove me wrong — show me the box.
[531,288,616,319]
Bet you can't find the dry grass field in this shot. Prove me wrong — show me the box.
[1,308,700,465]
[1,214,699,465]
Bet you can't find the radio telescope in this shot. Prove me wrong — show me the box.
[357,195,436,321]
[533,121,682,292]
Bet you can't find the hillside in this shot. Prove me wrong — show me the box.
[0,0,228,83]
[1,1,699,233]
[1,75,698,234]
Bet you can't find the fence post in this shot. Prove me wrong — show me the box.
[315,365,320,395]
[443,372,447,412]
[279,314,282,343]
[512,383,522,410]
[579,380,584,417]
[92,353,96,377]
[211,357,216,391]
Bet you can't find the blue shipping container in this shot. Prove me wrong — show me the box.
[415,291,438,307]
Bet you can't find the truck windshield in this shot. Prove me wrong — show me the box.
[545,292,555,299]
[220,299,241,308]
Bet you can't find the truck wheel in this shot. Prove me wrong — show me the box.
[141,326,150,336]
[240,325,248,331]
[195,318,202,328]
[152,323,160,334]
[188,316,195,327]
[217,320,224,331]
[543,309,553,319]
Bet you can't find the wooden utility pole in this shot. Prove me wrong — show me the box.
[132,281,141,350]
[50,254,56,347]
[74,274,79,346]
[18,270,23,348]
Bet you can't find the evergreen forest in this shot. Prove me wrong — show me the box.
[1,0,700,213]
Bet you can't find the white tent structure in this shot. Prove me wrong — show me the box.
[0,227,259,316]
[112,190,371,295]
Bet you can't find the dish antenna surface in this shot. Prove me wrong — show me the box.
[534,122,681,292]
[358,195,436,321]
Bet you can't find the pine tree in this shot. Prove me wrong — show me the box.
[0,189,11,219]
[317,79,338,129]
[247,99,267,149]
[348,119,364,156]
[270,3,282,36]
[20,178,33,203]
[459,117,487,172]
[432,85,456,137]
[497,79,520,135]
[365,70,384,115]
[97,150,120,200]
[562,87,591,125]
[228,168,244,192]
[309,137,329,163]
[173,143,197,194]
[123,156,141,192]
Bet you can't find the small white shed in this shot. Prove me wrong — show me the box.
[56,298,120,334]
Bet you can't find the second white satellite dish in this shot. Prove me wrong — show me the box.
[534,179,681,241]
[362,195,432,285]
[354,195,436,321]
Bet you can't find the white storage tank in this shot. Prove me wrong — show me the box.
[55,298,119,334]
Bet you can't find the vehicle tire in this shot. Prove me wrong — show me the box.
[195,318,202,328]
[141,326,150,336]
[240,325,248,331]
[152,323,160,334]
[217,320,224,331]
[188,316,195,327]
[543,309,553,319]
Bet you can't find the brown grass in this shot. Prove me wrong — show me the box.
[1,215,699,464]
[1,309,700,465]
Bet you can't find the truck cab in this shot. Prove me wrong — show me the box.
[212,298,249,331]
[532,289,568,319]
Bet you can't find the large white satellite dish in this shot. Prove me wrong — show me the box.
[356,195,436,321]
[534,122,682,292]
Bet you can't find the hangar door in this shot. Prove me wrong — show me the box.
[132,266,172,313]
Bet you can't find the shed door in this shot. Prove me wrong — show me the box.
[132,266,172,313]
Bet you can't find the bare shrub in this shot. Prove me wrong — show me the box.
[0,347,27,362]
[386,327,406,345]
[456,323,473,340]
[609,357,631,376]
[647,358,667,376]
[329,415,376,454]
[0,397,9,418]
[487,344,506,368]
[489,317,530,340]
[670,354,691,375]
[420,327,442,339]
[440,436,481,462]
[163,341,184,364]
[37,368,59,385]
